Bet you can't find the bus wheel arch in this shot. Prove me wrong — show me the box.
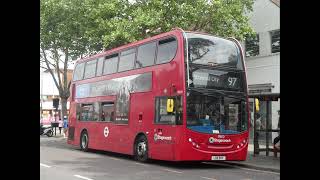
[134,133,149,162]
[80,129,89,152]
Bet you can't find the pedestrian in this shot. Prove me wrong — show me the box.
[58,118,63,135]
[273,134,280,157]
[63,116,68,138]
[273,110,280,158]
[254,113,262,154]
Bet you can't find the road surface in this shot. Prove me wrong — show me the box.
[40,136,280,180]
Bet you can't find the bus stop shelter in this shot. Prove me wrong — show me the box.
[249,93,280,156]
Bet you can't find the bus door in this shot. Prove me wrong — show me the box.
[152,96,183,160]
[111,95,133,154]
[95,100,117,151]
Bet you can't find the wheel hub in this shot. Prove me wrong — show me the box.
[137,141,146,156]
[82,134,87,148]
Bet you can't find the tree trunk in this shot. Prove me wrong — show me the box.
[61,97,68,120]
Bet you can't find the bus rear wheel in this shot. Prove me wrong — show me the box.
[134,135,148,162]
[80,131,89,152]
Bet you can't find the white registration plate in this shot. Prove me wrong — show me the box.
[211,156,226,160]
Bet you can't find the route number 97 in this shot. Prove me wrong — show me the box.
[228,77,237,87]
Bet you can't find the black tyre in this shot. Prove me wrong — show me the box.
[134,135,148,162]
[46,130,53,137]
[80,131,89,151]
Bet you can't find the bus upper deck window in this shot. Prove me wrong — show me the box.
[156,37,177,64]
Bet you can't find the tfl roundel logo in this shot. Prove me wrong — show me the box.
[209,137,215,143]
[104,127,109,137]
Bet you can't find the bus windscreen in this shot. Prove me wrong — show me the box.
[186,92,248,134]
[186,33,243,69]
[185,33,248,135]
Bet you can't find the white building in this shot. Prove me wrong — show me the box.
[40,70,59,113]
[243,0,280,143]
[40,69,73,118]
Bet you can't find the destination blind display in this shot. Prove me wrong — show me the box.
[190,69,242,90]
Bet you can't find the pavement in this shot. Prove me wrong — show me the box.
[222,144,280,173]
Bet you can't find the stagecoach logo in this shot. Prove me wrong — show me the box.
[154,134,172,141]
[209,137,231,143]
[104,127,109,137]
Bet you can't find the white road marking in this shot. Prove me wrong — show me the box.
[202,162,280,175]
[134,162,148,166]
[237,167,280,175]
[162,168,183,174]
[74,175,94,180]
[40,163,51,168]
[200,176,217,180]
[109,157,120,161]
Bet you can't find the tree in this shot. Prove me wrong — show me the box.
[41,0,254,118]
[40,0,127,118]
[40,0,93,118]
[85,0,255,49]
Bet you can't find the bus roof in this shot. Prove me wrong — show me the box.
[76,28,185,64]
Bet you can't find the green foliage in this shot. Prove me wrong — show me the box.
[41,0,254,54]
[84,0,255,49]
[40,0,254,117]
[41,0,91,58]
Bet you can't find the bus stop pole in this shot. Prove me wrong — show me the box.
[253,99,257,156]
[266,100,270,156]
[54,109,57,136]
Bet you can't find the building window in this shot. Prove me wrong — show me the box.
[135,42,156,68]
[84,59,97,79]
[270,30,280,53]
[100,102,115,122]
[103,54,118,75]
[156,37,177,64]
[73,63,85,81]
[245,34,259,57]
[155,96,183,125]
[118,48,135,72]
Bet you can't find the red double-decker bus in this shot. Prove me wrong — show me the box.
[67,28,249,162]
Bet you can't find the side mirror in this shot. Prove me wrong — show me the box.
[167,98,174,113]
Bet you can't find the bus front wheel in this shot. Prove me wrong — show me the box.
[134,135,149,162]
[80,131,89,152]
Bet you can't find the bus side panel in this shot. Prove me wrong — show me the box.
[148,31,186,161]
[129,92,154,155]
[93,122,115,152]
[93,92,154,156]
[112,123,135,155]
